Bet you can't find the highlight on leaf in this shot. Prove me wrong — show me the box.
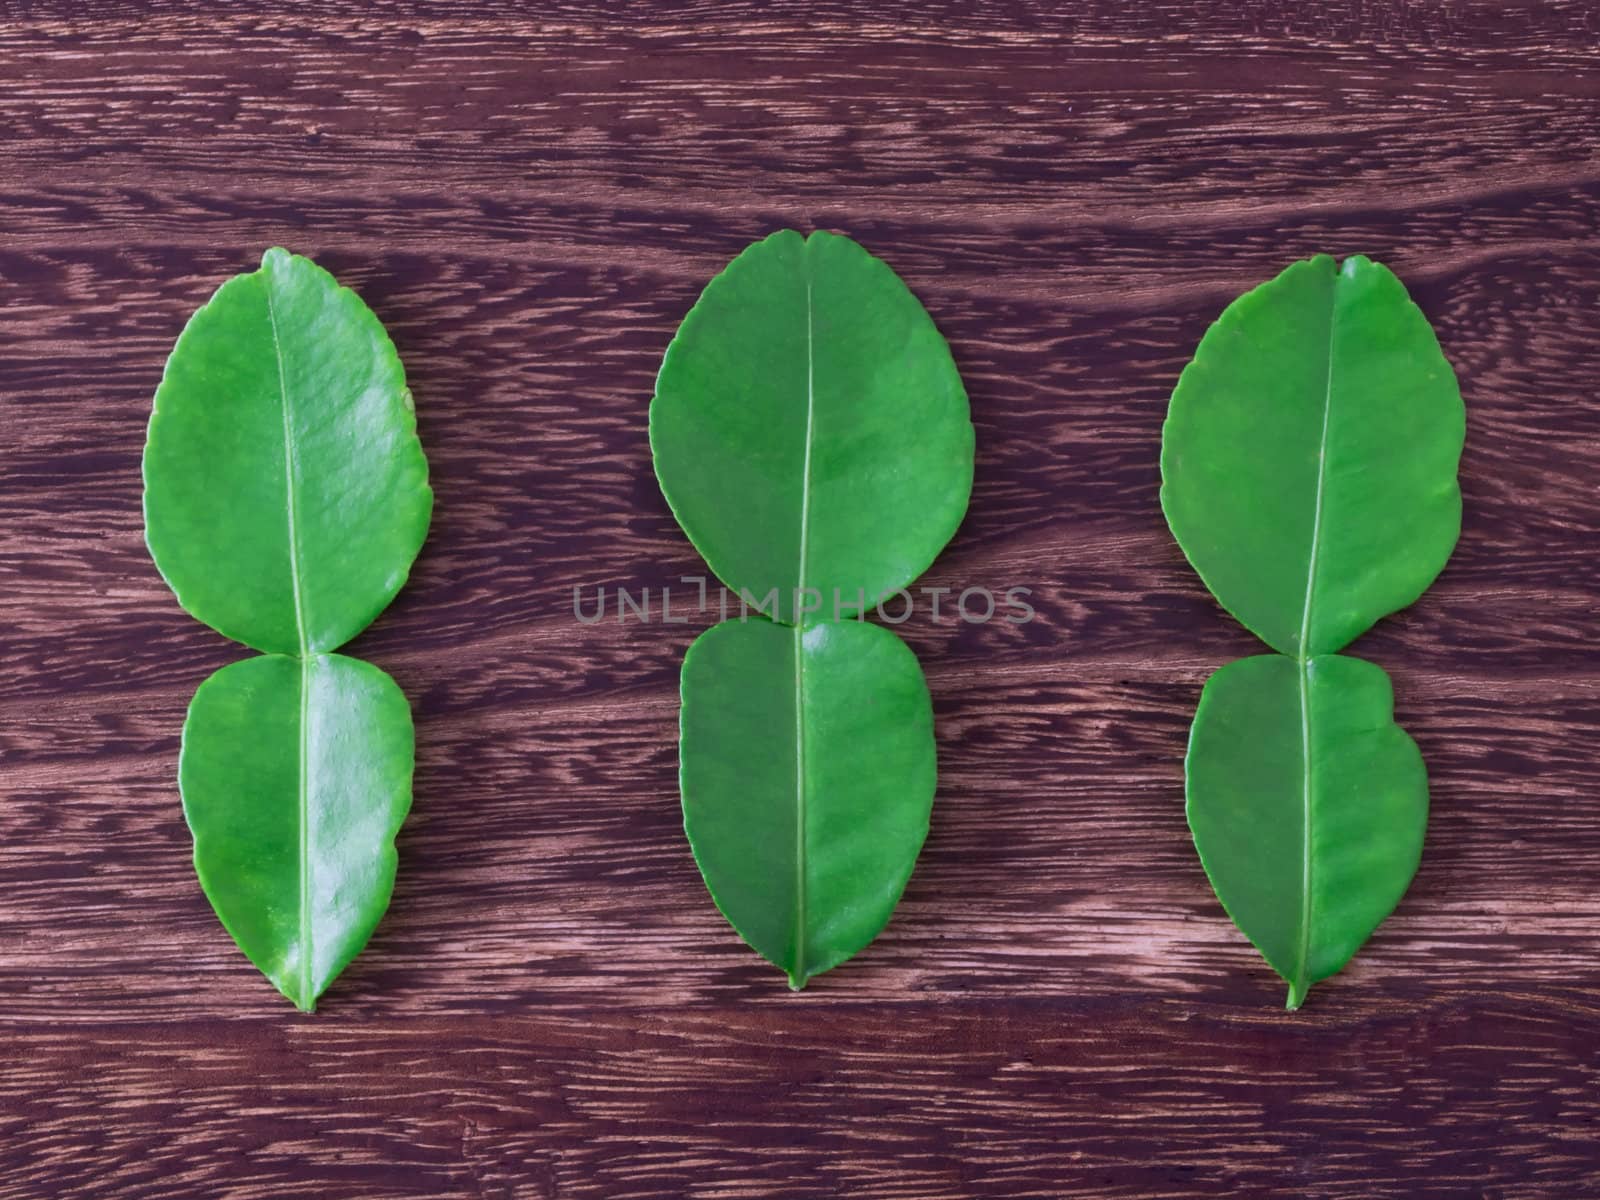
[144,247,432,1011]
[1160,254,1464,1009]
[651,229,973,987]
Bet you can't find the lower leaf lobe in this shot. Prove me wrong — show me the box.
[1185,654,1428,1009]
[679,617,935,987]
[181,652,414,1012]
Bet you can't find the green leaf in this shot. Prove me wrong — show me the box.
[1163,255,1463,1007]
[1160,254,1464,658]
[144,246,432,656]
[1185,654,1427,1010]
[679,617,936,988]
[145,249,429,1009]
[655,232,969,984]
[181,653,414,1013]
[651,229,973,626]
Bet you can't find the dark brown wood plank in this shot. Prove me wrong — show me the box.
[3,1001,1598,1200]
[2,2,1598,1196]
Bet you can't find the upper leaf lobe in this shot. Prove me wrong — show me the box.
[651,230,973,625]
[144,248,432,655]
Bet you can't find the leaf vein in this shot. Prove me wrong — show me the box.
[264,268,313,1009]
[1290,270,1340,1009]
[790,262,816,987]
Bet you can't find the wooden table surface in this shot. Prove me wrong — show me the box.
[4,3,1598,1197]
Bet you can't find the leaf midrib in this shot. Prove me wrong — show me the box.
[789,262,816,988]
[264,270,314,1011]
[1289,269,1340,1010]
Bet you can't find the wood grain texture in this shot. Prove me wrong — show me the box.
[2,2,1598,1196]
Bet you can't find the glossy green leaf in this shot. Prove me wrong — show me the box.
[1186,655,1427,1009]
[680,617,936,988]
[1163,255,1463,1008]
[655,231,969,986]
[144,249,429,1010]
[144,246,432,656]
[1161,254,1464,658]
[181,653,414,1012]
[651,229,973,626]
